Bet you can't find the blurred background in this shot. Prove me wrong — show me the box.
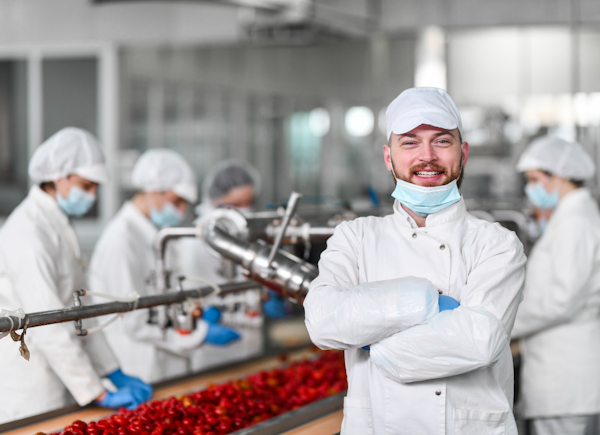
[2,0,600,255]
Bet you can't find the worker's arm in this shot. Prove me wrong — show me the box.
[7,231,105,406]
[304,221,440,350]
[88,239,163,345]
[511,217,593,338]
[370,230,525,383]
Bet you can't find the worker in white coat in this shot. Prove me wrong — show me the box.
[0,128,152,424]
[304,87,526,435]
[177,161,288,317]
[512,136,600,435]
[178,161,259,284]
[89,149,240,384]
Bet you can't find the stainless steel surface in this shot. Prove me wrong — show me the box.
[265,222,336,244]
[0,281,260,334]
[202,224,318,304]
[264,191,303,274]
[229,392,345,435]
[153,227,198,294]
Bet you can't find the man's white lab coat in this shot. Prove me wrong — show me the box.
[0,186,118,423]
[512,188,600,419]
[305,199,526,435]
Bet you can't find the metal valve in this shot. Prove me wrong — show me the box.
[259,191,303,279]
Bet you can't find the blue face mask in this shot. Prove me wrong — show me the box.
[389,151,462,217]
[525,182,559,210]
[150,202,184,228]
[57,186,96,217]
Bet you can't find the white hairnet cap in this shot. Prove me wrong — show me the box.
[386,87,462,141]
[517,136,596,181]
[28,127,108,184]
[131,148,197,203]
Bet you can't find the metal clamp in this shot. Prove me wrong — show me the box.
[260,191,302,279]
[73,289,88,336]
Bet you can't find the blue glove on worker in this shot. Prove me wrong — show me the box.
[202,306,222,324]
[263,290,290,318]
[205,323,241,346]
[108,369,152,401]
[438,294,460,311]
[108,369,152,402]
[95,386,145,410]
[361,295,460,352]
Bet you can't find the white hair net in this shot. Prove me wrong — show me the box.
[386,87,462,141]
[131,149,198,203]
[517,136,596,181]
[28,127,108,184]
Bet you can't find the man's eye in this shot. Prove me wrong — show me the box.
[401,141,417,147]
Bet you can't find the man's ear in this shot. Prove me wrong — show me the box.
[383,144,392,172]
[461,141,470,168]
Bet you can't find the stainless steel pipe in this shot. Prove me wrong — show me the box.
[202,224,318,304]
[153,227,199,293]
[0,281,260,334]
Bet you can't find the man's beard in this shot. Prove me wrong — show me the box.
[392,161,463,188]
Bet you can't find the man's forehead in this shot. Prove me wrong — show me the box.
[395,125,458,137]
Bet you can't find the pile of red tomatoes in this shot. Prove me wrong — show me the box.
[48,351,346,435]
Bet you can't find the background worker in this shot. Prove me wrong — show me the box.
[0,128,151,424]
[513,136,600,435]
[89,149,240,384]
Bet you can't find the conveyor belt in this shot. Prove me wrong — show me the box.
[2,347,344,435]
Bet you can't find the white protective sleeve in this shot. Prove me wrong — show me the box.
[7,234,105,406]
[155,321,209,357]
[304,224,440,350]
[370,232,526,383]
[512,217,594,338]
[80,326,120,377]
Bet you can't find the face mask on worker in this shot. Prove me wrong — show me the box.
[525,182,559,210]
[390,147,463,217]
[56,185,96,217]
[150,201,184,228]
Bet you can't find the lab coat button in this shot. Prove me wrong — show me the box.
[439,244,446,250]
[435,390,442,396]
[412,233,417,239]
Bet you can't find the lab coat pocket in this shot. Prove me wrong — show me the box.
[341,396,373,435]
[454,409,508,435]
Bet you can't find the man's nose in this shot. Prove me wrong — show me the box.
[418,142,437,162]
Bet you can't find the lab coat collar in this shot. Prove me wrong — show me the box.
[393,197,467,229]
[29,184,82,259]
[29,184,70,228]
[121,201,158,244]
[552,187,593,220]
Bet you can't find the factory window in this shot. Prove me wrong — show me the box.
[42,58,100,219]
[0,60,28,217]
[345,106,374,137]
[289,111,322,196]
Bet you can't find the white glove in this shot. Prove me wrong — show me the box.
[155,320,209,356]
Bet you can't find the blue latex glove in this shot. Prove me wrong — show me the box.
[205,323,241,346]
[439,294,460,311]
[95,386,143,410]
[362,346,370,351]
[108,369,152,401]
[263,290,290,318]
[202,306,222,324]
